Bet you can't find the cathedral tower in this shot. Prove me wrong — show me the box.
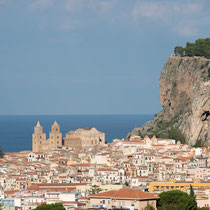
[49,121,62,150]
[32,121,46,152]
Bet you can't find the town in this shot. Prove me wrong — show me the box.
[0,121,209,209]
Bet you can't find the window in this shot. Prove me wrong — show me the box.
[118,200,121,206]
[131,200,135,206]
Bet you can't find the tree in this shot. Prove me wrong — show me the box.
[185,42,195,57]
[174,46,184,56]
[33,203,65,210]
[88,185,102,195]
[0,146,4,158]
[190,185,197,209]
[157,190,197,210]
[190,185,195,197]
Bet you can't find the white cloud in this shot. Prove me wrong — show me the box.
[65,0,116,13]
[132,1,203,19]
[133,2,168,20]
[62,0,117,30]
[26,0,209,36]
[132,0,207,36]
[88,0,116,14]
[65,0,83,12]
[29,0,54,9]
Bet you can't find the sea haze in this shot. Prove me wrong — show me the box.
[0,115,153,152]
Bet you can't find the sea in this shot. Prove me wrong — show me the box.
[0,114,153,153]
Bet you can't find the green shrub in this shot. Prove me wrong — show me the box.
[0,146,4,159]
[33,203,65,210]
[193,139,203,147]
[167,127,186,144]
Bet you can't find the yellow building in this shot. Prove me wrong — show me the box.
[149,179,210,193]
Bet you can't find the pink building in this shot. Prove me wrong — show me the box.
[187,168,210,180]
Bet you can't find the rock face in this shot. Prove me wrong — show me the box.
[127,56,210,146]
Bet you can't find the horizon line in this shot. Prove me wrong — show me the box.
[0,113,156,116]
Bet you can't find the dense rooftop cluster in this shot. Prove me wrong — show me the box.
[0,135,209,209]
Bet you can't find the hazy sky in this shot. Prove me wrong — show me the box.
[1,0,210,115]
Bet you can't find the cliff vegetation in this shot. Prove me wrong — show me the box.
[174,38,210,59]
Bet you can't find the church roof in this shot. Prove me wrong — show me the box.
[83,127,93,130]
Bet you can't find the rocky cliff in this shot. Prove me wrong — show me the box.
[127,56,210,146]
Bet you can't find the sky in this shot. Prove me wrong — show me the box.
[0,0,210,115]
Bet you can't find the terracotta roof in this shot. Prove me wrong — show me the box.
[83,127,93,130]
[129,140,145,143]
[5,190,18,194]
[89,189,158,200]
[152,144,165,147]
[98,168,113,172]
[157,139,174,141]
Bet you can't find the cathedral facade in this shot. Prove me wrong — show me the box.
[32,121,105,152]
[32,121,62,152]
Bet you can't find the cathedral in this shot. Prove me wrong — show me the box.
[32,121,105,152]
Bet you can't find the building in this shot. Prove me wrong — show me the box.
[32,121,62,152]
[63,127,105,148]
[187,168,210,181]
[88,188,158,210]
[196,194,210,209]
[149,179,210,193]
[32,122,105,152]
